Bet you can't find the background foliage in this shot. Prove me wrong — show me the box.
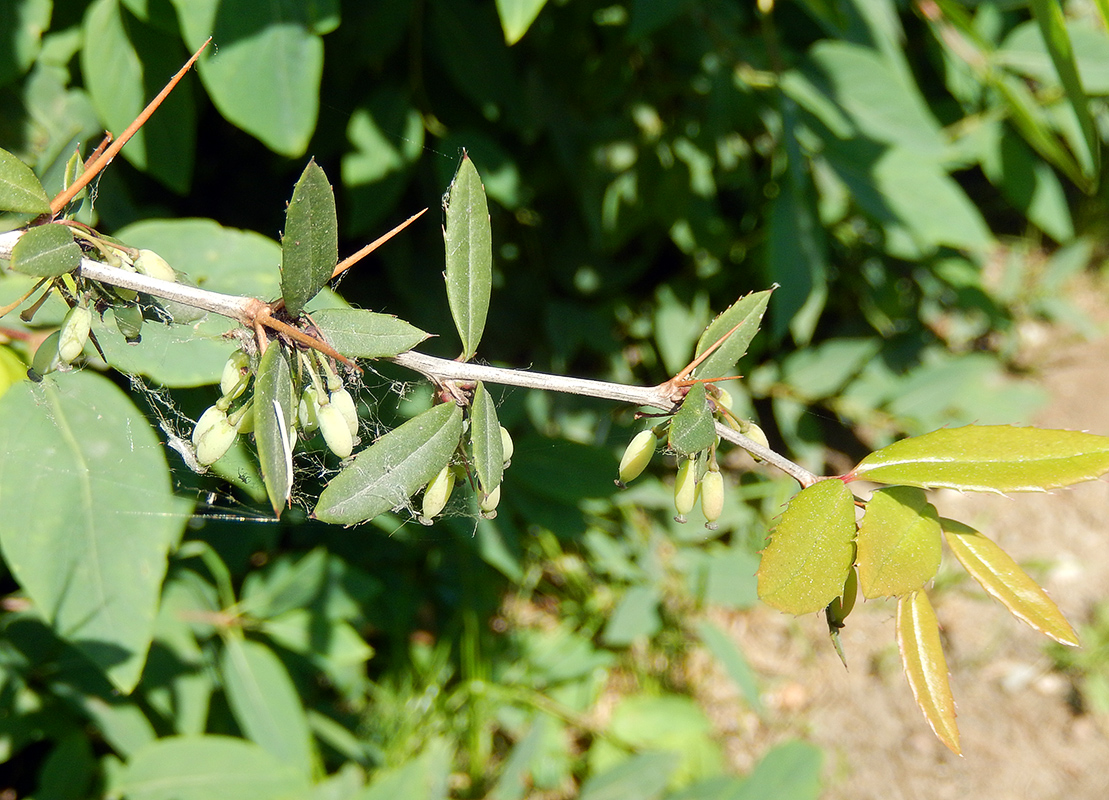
[2,0,1109,796]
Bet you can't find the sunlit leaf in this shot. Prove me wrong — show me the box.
[0,147,50,214]
[254,344,295,516]
[495,0,548,45]
[897,590,960,755]
[311,307,429,359]
[280,159,338,317]
[443,156,492,361]
[10,223,80,277]
[692,289,773,381]
[757,479,857,615]
[851,425,1109,492]
[470,381,503,494]
[668,381,716,457]
[856,486,942,599]
[314,401,464,525]
[942,518,1079,646]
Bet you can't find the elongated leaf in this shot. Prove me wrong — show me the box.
[856,486,942,599]
[254,344,295,515]
[896,590,960,755]
[444,156,492,361]
[0,147,50,213]
[692,289,772,381]
[851,425,1109,492]
[314,401,464,524]
[668,381,716,456]
[696,620,763,715]
[0,371,187,692]
[470,381,503,494]
[757,479,857,615]
[115,735,311,800]
[495,0,548,45]
[311,307,429,359]
[281,159,338,317]
[220,636,314,778]
[941,518,1078,646]
[10,223,80,277]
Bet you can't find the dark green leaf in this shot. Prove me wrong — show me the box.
[0,147,50,213]
[314,401,464,525]
[856,486,942,599]
[692,289,772,382]
[10,223,80,277]
[311,307,429,359]
[281,159,338,317]
[444,156,492,361]
[470,381,503,494]
[254,344,295,516]
[0,371,188,692]
[667,381,716,457]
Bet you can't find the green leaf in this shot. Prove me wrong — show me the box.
[220,636,314,778]
[896,590,960,755]
[115,735,311,800]
[311,307,429,359]
[443,156,493,361]
[171,0,323,156]
[941,518,1079,646]
[0,371,187,692]
[602,585,661,646]
[495,0,548,45]
[0,0,50,88]
[10,223,80,277]
[314,401,464,525]
[667,381,716,457]
[851,425,1109,492]
[731,740,823,800]
[280,159,338,317]
[0,147,50,213]
[81,0,195,192]
[757,479,857,615]
[470,381,504,494]
[356,739,452,800]
[692,289,772,382]
[254,344,295,516]
[856,486,942,599]
[580,751,679,800]
[696,620,763,715]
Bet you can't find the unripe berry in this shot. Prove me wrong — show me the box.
[329,387,359,436]
[318,401,354,458]
[298,386,320,433]
[701,468,724,529]
[133,249,177,282]
[31,330,63,377]
[618,430,656,486]
[421,463,455,523]
[480,484,501,518]
[192,405,226,446]
[674,457,697,523]
[231,403,254,434]
[58,305,92,363]
[500,426,514,465]
[220,349,250,400]
[196,417,237,466]
[714,387,734,411]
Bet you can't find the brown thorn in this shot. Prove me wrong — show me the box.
[331,208,428,281]
[84,135,113,169]
[674,319,745,382]
[255,314,361,371]
[48,37,212,217]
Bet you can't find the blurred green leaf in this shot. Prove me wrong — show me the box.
[696,620,763,715]
[355,739,451,800]
[581,751,679,800]
[602,585,661,646]
[897,590,960,755]
[9,223,80,276]
[0,0,50,89]
[856,486,941,599]
[0,146,51,213]
[281,158,338,317]
[731,740,823,800]
[254,343,294,515]
[495,0,548,45]
[444,156,493,361]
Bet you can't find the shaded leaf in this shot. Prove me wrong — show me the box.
[0,371,187,692]
[668,381,716,457]
[851,425,1109,492]
[254,344,295,515]
[897,590,960,755]
[10,223,80,277]
[470,381,503,494]
[281,159,338,317]
[444,156,492,361]
[314,401,464,525]
[942,518,1078,646]
[856,486,942,599]
[757,479,857,615]
[692,289,772,382]
[311,308,429,359]
[0,147,50,213]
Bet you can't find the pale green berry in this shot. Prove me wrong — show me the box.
[58,305,92,363]
[329,387,359,436]
[318,401,354,458]
[192,406,226,446]
[714,387,734,411]
[421,463,455,522]
[500,426,514,465]
[220,349,250,400]
[674,457,697,523]
[231,404,254,433]
[31,330,63,377]
[113,303,143,343]
[618,430,656,486]
[134,249,177,282]
[479,484,501,517]
[744,422,769,450]
[196,417,237,466]
[701,468,724,529]
[298,386,320,434]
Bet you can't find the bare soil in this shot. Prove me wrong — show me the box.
[708,290,1109,798]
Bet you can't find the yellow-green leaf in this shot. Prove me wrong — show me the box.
[856,487,942,599]
[0,148,50,214]
[851,425,1109,492]
[757,479,857,615]
[941,518,1079,646]
[897,590,960,755]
